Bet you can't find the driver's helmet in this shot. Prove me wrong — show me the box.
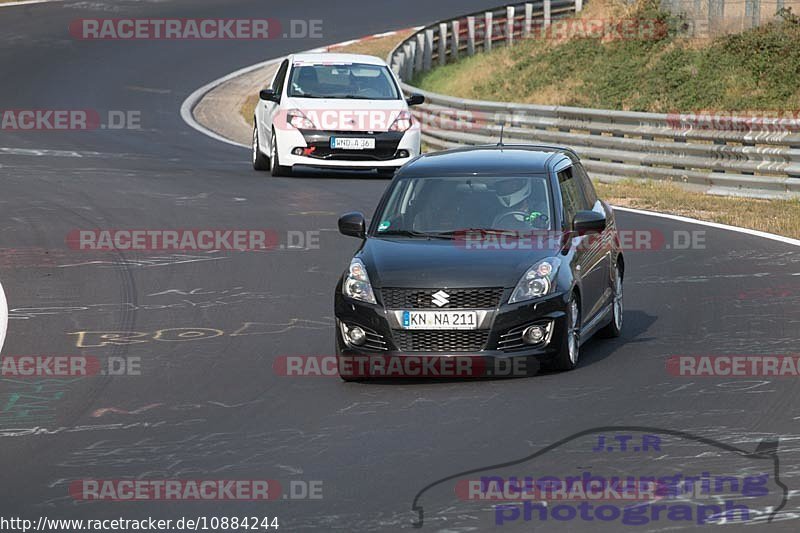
[495,178,532,208]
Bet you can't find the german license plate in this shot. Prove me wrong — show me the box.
[401,311,478,330]
[331,137,375,150]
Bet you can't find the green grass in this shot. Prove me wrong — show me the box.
[595,179,800,239]
[414,0,800,112]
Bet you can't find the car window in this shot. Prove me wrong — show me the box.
[373,175,553,235]
[272,59,289,95]
[573,163,599,207]
[557,167,589,227]
[287,62,400,100]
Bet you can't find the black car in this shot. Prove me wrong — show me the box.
[334,145,624,380]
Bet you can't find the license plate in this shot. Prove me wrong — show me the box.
[331,137,375,150]
[401,311,478,330]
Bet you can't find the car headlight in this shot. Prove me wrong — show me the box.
[287,109,315,130]
[509,257,561,304]
[342,258,376,304]
[389,111,413,132]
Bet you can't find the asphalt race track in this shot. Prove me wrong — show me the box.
[0,1,799,531]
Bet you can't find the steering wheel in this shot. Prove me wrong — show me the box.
[492,211,536,228]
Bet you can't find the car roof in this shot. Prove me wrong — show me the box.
[289,52,388,66]
[398,144,578,177]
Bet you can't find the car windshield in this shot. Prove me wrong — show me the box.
[287,62,401,100]
[373,175,554,236]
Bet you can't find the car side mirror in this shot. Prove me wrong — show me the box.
[259,88,279,102]
[572,210,606,235]
[338,212,366,239]
[406,93,425,106]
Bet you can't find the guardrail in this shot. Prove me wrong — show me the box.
[387,1,800,198]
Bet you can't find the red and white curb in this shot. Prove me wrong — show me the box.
[180,28,421,150]
[306,28,420,53]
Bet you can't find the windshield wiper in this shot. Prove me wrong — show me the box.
[435,228,521,236]
[377,230,454,240]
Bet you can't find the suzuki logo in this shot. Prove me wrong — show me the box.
[431,290,450,308]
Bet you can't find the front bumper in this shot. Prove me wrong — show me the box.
[277,128,420,169]
[334,286,570,378]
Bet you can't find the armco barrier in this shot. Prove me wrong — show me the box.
[388,0,800,198]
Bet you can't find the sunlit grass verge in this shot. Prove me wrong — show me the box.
[596,179,800,239]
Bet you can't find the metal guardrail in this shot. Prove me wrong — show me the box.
[387,0,800,198]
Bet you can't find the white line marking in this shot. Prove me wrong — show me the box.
[180,58,284,150]
[329,39,359,48]
[0,0,63,7]
[613,206,800,247]
[0,280,8,354]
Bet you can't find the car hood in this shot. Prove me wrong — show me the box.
[283,97,407,132]
[359,237,562,289]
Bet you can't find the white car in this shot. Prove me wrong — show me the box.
[252,53,424,177]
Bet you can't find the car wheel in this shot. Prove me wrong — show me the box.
[598,262,623,338]
[552,294,581,371]
[270,130,291,177]
[252,123,270,171]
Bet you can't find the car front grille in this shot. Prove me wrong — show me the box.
[362,328,390,351]
[392,330,489,352]
[497,324,530,352]
[307,145,401,161]
[381,288,504,309]
[300,131,403,161]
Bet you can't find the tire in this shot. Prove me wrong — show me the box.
[598,262,623,338]
[252,123,270,171]
[270,129,291,177]
[552,293,581,371]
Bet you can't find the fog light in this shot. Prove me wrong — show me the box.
[522,325,546,345]
[292,147,304,156]
[397,150,410,158]
[345,325,366,346]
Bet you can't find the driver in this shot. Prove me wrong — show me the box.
[492,178,549,229]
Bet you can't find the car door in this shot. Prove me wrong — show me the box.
[574,162,612,310]
[259,58,289,147]
[557,163,606,324]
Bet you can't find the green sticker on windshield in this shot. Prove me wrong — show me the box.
[378,221,391,232]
